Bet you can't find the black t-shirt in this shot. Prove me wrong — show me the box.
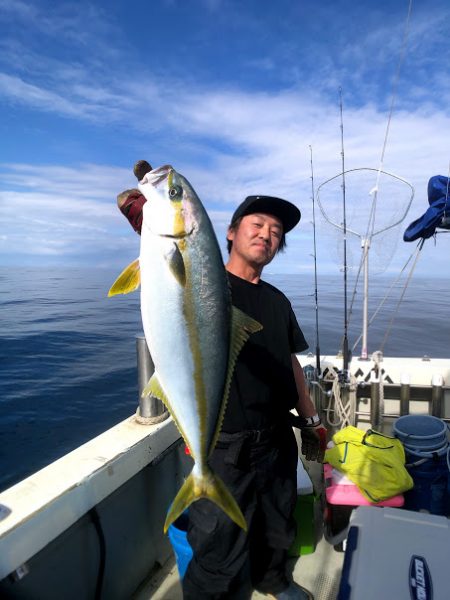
[222,272,308,432]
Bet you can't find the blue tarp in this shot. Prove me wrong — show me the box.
[403,175,450,242]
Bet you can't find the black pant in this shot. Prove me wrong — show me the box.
[183,426,298,599]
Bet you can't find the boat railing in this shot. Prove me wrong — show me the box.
[314,379,450,434]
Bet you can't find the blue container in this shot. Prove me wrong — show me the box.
[393,416,450,516]
[168,512,193,579]
[393,415,448,451]
[404,448,450,516]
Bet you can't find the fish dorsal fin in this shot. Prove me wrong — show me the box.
[108,259,140,296]
[209,306,263,453]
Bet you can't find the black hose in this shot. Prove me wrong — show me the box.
[89,508,106,600]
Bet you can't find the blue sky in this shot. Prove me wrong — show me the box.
[0,0,449,277]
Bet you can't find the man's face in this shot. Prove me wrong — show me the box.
[227,212,283,268]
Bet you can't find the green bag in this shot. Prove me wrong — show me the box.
[324,426,414,502]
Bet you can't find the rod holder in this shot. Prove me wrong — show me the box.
[400,374,410,416]
[136,336,168,422]
[370,373,382,430]
[431,374,444,419]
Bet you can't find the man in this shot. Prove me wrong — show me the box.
[117,163,326,600]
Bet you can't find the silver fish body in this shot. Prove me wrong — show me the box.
[109,165,261,532]
[139,167,230,463]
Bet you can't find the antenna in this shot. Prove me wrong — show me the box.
[309,145,321,376]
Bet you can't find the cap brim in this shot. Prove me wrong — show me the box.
[238,196,301,233]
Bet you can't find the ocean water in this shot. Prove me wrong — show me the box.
[0,267,449,492]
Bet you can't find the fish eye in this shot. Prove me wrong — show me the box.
[169,185,182,200]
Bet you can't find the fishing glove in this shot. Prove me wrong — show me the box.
[289,414,327,462]
[299,425,327,463]
[117,160,153,235]
[117,189,147,234]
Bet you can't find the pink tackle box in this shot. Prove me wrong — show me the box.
[324,463,405,507]
[323,463,404,545]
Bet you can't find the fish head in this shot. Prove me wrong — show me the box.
[139,165,197,239]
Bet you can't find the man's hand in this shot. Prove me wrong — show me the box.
[117,160,153,234]
[300,425,327,463]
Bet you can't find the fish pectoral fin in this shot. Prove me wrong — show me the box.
[142,374,194,458]
[164,242,186,286]
[209,306,263,453]
[142,373,169,405]
[108,259,141,296]
[164,469,247,534]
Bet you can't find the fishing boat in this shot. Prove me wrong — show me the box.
[1,7,449,598]
[1,162,449,599]
[0,310,449,600]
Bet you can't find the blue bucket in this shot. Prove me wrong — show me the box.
[168,512,193,579]
[393,415,450,516]
[393,415,448,451]
[403,447,450,516]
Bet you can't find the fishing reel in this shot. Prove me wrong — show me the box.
[303,364,316,383]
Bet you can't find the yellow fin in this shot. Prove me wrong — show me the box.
[142,374,196,460]
[210,307,262,453]
[164,468,247,534]
[142,372,169,404]
[108,259,140,296]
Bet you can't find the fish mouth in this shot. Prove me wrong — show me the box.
[141,164,173,186]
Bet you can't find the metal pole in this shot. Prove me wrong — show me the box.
[136,336,168,421]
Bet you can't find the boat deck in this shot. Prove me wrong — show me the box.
[137,535,344,600]
[135,460,345,600]
[3,354,448,599]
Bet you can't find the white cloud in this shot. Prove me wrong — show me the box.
[0,0,448,276]
[0,163,141,266]
[1,163,131,198]
[1,80,448,276]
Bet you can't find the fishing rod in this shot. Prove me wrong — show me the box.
[309,145,321,376]
[339,88,351,379]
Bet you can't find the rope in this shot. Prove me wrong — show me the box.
[324,370,358,428]
[381,239,424,352]
[344,0,414,341]
[443,160,450,223]
[363,0,413,244]
[134,407,169,425]
[351,241,422,353]
[447,443,450,475]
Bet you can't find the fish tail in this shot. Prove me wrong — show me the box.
[163,468,247,533]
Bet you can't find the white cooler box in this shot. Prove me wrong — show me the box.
[338,506,450,600]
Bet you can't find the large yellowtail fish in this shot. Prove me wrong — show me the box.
[109,165,261,532]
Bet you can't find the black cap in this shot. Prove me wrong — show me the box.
[230,195,301,233]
